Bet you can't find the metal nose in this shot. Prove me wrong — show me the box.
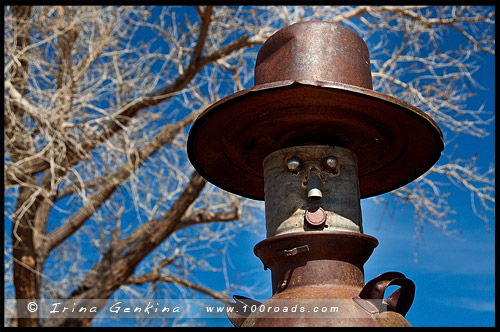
[307,169,323,200]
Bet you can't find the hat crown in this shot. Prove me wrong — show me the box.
[255,21,373,89]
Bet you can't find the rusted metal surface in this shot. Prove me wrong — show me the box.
[225,232,414,327]
[187,21,444,200]
[254,21,374,89]
[263,146,361,237]
[229,232,414,327]
[254,232,376,292]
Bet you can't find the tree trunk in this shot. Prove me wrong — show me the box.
[8,6,41,327]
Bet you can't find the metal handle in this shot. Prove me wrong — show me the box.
[355,271,415,316]
[226,295,262,327]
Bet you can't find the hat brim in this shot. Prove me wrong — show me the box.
[187,80,444,200]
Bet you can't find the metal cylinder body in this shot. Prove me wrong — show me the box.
[225,145,415,327]
[263,146,362,237]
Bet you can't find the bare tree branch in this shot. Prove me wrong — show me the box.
[42,170,206,327]
[126,273,230,302]
[175,207,240,231]
[44,108,204,255]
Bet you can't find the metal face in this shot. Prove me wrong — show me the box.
[263,146,362,237]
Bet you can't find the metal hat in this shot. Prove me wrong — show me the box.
[187,21,444,200]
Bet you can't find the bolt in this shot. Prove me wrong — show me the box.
[286,157,301,172]
[323,156,338,171]
[305,206,327,227]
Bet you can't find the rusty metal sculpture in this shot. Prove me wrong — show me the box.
[187,21,443,327]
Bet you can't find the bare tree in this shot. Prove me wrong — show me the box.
[4,5,495,327]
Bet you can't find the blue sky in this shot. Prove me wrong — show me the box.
[4,6,495,328]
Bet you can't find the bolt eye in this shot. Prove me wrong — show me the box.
[286,157,301,173]
[322,156,338,172]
